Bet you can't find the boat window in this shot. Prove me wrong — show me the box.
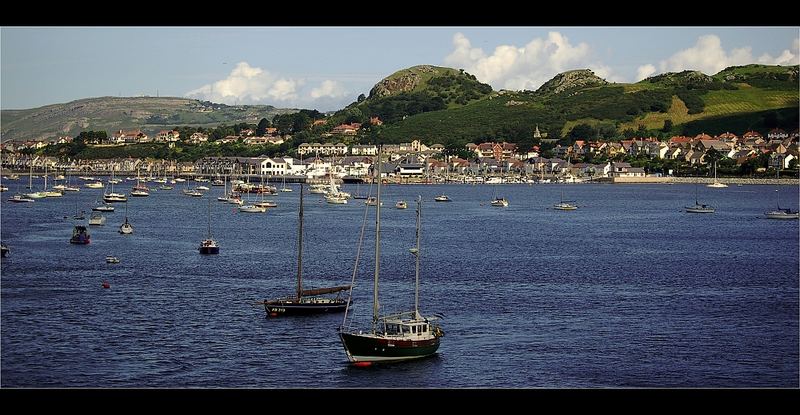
[411,326,417,334]
[422,325,427,333]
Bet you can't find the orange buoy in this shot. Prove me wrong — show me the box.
[269,312,278,317]
[102,281,110,289]
[353,361,372,368]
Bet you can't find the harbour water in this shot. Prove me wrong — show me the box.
[1,182,798,387]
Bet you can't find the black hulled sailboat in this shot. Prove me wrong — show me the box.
[338,147,443,364]
[199,199,219,254]
[260,183,350,316]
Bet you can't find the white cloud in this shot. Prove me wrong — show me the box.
[636,64,657,81]
[185,62,351,110]
[590,64,626,84]
[186,62,290,104]
[444,31,607,91]
[310,80,347,99]
[647,35,800,77]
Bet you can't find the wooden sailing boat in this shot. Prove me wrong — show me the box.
[199,199,220,254]
[338,147,443,364]
[259,183,351,316]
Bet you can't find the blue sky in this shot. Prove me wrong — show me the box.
[2,27,798,111]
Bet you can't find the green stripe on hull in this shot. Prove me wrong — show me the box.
[339,332,440,362]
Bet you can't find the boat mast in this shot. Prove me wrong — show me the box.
[297,183,304,300]
[373,146,382,331]
[414,195,421,318]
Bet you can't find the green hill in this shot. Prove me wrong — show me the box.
[369,64,798,147]
[1,96,297,142]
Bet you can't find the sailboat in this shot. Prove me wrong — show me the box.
[434,159,451,202]
[119,200,134,234]
[338,147,443,364]
[199,199,220,253]
[259,183,351,316]
[553,189,577,210]
[104,170,128,202]
[24,165,47,199]
[130,168,150,197]
[765,188,799,219]
[685,183,715,213]
[707,161,728,188]
[490,196,508,207]
[280,175,293,192]
[490,173,508,207]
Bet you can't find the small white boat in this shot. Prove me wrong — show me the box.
[365,196,383,206]
[434,195,451,202]
[89,212,106,226]
[119,219,133,234]
[8,194,35,203]
[92,204,115,212]
[85,182,104,188]
[685,203,715,213]
[105,256,120,264]
[183,189,204,197]
[490,197,509,207]
[239,205,267,213]
[103,192,127,203]
[765,209,799,219]
[553,202,578,211]
[326,194,348,204]
[395,200,408,209]
[254,201,278,208]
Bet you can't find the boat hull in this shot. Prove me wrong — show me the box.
[339,332,440,362]
[685,207,715,213]
[199,246,219,254]
[765,212,799,219]
[264,300,347,316]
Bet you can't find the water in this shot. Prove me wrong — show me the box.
[1,181,798,387]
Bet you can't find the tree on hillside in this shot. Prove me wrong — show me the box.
[662,119,673,132]
[256,118,271,136]
[569,123,595,140]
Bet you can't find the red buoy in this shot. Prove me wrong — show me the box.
[353,361,372,368]
[102,281,110,289]
[269,312,278,317]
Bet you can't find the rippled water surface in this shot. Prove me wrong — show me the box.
[2,181,798,387]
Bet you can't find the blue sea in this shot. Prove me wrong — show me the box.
[1,181,798,387]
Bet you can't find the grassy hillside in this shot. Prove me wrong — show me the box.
[1,96,297,142]
[375,64,798,145]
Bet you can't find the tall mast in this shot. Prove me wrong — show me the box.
[373,146,382,329]
[414,195,421,318]
[297,183,304,299]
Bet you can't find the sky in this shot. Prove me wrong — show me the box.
[2,27,798,111]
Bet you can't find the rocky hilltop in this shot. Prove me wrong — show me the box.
[535,69,609,96]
